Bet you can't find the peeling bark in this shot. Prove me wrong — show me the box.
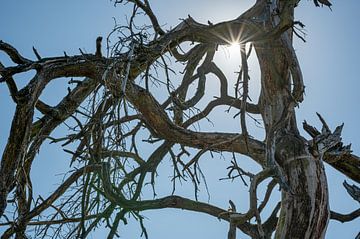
[0,0,358,238]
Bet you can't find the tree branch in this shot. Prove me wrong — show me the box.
[330,209,360,223]
[324,153,360,184]
[303,117,360,183]
[127,195,259,238]
[125,82,266,164]
[343,181,360,203]
[1,164,103,238]
[0,40,32,64]
[126,0,165,36]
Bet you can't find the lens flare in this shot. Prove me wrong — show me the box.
[227,42,241,54]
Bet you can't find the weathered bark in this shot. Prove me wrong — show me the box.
[0,0,358,238]
[274,138,329,239]
[252,1,330,236]
[0,51,109,238]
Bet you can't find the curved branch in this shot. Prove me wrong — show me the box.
[126,0,165,36]
[28,164,103,220]
[258,179,278,213]
[126,82,266,164]
[262,202,281,237]
[1,164,103,238]
[170,45,214,111]
[209,62,229,98]
[0,52,106,218]
[183,95,259,128]
[128,195,259,238]
[0,40,32,64]
[330,209,360,223]
[230,168,274,224]
[0,62,18,103]
[280,31,304,103]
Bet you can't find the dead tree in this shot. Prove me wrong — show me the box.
[0,0,359,238]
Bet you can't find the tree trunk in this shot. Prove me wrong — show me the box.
[4,0,355,238]
[275,146,329,238]
[255,18,330,238]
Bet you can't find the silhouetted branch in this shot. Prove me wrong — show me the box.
[330,209,360,223]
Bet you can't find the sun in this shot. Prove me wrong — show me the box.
[226,42,241,55]
[219,42,241,60]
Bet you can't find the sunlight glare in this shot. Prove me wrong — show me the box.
[227,42,241,54]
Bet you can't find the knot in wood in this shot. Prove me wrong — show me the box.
[275,135,306,165]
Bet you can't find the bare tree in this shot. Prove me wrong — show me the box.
[0,0,359,238]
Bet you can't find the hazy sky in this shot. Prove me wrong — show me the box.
[0,0,359,238]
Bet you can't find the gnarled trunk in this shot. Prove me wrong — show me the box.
[255,16,330,237]
[3,0,359,238]
[275,146,329,238]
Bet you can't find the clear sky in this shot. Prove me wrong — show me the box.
[0,0,359,238]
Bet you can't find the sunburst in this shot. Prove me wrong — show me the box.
[227,42,241,54]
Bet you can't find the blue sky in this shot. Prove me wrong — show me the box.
[0,0,359,238]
